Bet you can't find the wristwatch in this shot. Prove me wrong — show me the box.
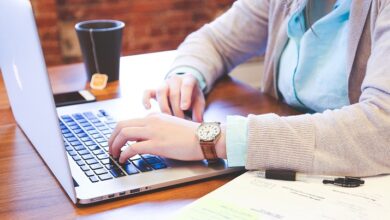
[196,122,221,162]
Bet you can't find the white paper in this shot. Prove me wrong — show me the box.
[174,171,390,220]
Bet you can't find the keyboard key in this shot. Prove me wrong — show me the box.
[94,122,104,127]
[93,149,105,155]
[80,137,92,142]
[90,119,101,123]
[77,132,88,138]
[102,130,111,135]
[89,176,99,183]
[94,168,108,175]
[80,165,90,171]
[99,109,109,116]
[132,159,152,172]
[72,155,81,161]
[63,133,74,138]
[78,119,87,123]
[85,158,98,165]
[74,145,86,151]
[105,163,115,170]
[98,173,113,181]
[145,157,162,164]
[122,162,139,175]
[81,154,94,160]
[73,129,84,134]
[105,116,115,122]
[72,113,84,120]
[109,168,126,178]
[151,163,167,170]
[84,126,95,131]
[83,112,95,119]
[78,149,90,155]
[85,170,94,177]
[70,141,82,146]
[68,150,77,156]
[97,126,109,131]
[99,142,108,147]
[61,128,71,134]
[91,134,103,139]
[130,154,141,160]
[80,122,91,127]
[67,121,77,126]
[70,125,80,130]
[101,159,111,165]
[65,146,73,151]
[95,138,106,143]
[61,115,72,120]
[76,160,86,166]
[84,141,95,146]
[88,130,99,135]
[107,123,116,129]
[90,163,103,170]
[87,145,100,151]
[66,137,78,142]
[97,154,109,160]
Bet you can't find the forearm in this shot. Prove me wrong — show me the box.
[245,90,390,176]
[170,0,269,93]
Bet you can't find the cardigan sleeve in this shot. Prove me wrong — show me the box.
[168,0,270,93]
[245,2,390,176]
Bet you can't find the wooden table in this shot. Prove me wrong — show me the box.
[0,51,299,219]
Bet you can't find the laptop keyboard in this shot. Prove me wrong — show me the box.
[59,109,168,183]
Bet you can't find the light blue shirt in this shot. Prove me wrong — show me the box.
[278,0,351,113]
[172,0,352,167]
[168,66,207,92]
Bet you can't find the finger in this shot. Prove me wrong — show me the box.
[110,127,149,159]
[142,89,156,109]
[180,76,197,110]
[156,83,172,115]
[168,79,185,118]
[191,91,205,122]
[119,141,154,163]
[108,119,146,152]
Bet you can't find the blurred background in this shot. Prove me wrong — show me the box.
[30,0,235,66]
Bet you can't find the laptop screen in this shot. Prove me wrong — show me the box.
[0,0,76,203]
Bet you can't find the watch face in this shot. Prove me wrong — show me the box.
[197,123,221,141]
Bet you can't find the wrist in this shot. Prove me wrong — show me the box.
[215,125,227,159]
[196,122,226,161]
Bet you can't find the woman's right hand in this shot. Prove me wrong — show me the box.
[143,73,205,122]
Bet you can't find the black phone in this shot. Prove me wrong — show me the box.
[54,90,96,107]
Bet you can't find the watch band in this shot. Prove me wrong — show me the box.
[200,140,218,162]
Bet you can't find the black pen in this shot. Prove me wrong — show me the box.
[256,169,364,187]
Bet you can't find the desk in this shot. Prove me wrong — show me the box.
[0,51,299,219]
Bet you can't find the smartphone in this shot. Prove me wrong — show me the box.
[54,90,96,107]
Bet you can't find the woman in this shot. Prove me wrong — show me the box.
[108,0,390,176]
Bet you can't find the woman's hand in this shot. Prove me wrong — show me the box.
[108,113,205,164]
[143,73,205,122]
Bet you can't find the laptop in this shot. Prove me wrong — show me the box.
[0,0,241,204]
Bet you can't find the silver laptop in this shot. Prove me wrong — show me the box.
[0,0,240,204]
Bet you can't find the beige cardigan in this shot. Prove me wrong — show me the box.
[170,0,390,176]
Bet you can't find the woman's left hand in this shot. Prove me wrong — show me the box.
[108,113,204,164]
